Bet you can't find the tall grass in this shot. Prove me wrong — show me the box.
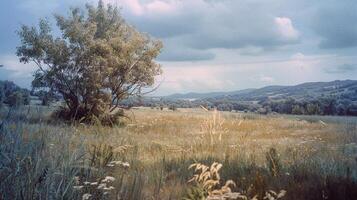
[1,106,357,199]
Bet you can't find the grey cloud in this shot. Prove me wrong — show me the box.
[127,12,200,38]
[123,0,300,61]
[158,48,215,61]
[156,36,215,61]
[324,64,357,74]
[312,0,357,49]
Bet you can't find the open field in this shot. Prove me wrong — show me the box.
[1,106,357,199]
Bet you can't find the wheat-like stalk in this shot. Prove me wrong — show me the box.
[200,107,229,146]
[188,162,286,200]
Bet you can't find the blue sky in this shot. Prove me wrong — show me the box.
[1,0,357,95]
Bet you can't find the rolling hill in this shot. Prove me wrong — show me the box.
[165,80,357,102]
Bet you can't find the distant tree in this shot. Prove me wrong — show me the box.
[169,104,177,111]
[257,107,268,115]
[0,80,30,107]
[17,1,162,124]
[0,84,4,108]
[7,91,24,107]
[306,103,320,115]
[292,105,303,115]
[319,97,336,115]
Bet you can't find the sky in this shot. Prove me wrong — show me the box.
[0,0,357,96]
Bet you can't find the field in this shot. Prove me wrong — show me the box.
[1,106,357,200]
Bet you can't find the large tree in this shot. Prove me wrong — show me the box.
[17,1,162,124]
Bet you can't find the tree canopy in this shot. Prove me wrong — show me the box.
[17,1,163,124]
[0,80,30,108]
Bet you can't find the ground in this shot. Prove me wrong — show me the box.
[1,106,357,199]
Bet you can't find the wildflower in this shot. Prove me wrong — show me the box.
[97,183,107,190]
[82,193,92,200]
[104,186,115,191]
[102,176,115,183]
[285,172,290,176]
[90,182,98,186]
[121,162,130,168]
[73,185,84,190]
[84,181,91,185]
[107,164,115,167]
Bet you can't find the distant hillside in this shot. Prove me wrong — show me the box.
[166,88,255,100]
[140,80,355,116]
[164,80,357,102]
[214,80,357,101]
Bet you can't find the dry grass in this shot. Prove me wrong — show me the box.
[1,106,357,199]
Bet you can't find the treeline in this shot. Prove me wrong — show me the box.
[199,97,357,116]
[0,80,30,107]
[260,98,357,116]
[131,96,357,116]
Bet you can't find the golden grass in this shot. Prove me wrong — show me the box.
[2,106,357,199]
[75,107,350,166]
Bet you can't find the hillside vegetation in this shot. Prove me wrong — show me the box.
[141,80,357,116]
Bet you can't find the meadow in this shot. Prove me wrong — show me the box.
[1,106,357,200]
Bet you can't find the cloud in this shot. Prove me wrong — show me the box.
[311,0,357,49]
[259,75,275,83]
[119,0,301,61]
[324,64,357,74]
[0,55,35,88]
[275,17,299,41]
[159,48,215,61]
[105,0,177,15]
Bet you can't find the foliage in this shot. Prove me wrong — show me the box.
[16,0,162,124]
[186,162,286,200]
[0,80,30,107]
[134,80,357,116]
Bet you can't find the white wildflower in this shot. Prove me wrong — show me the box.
[90,182,98,186]
[82,193,92,200]
[102,176,115,183]
[104,186,115,191]
[121,162,130,168]
[97,183,106,190]
[73,185,84,190]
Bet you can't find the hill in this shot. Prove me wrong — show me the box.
[146,80,357,116]
[166,88,255,100]
[165,80,357,102]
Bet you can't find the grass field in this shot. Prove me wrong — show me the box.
[1,106,357,200]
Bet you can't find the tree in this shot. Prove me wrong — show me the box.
[0,80,30,107]
[0,84,4,108]
[7,91,24,108]
[292,105,304,115]
[17,1,162,124]
[169,104,177,111]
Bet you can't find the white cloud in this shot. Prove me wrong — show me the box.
[0,55,36,78]
[259,75,275,83]
[146,0,176,14]
[120,0,144,15]
[105,0,177,16]
[275,17,299,41]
